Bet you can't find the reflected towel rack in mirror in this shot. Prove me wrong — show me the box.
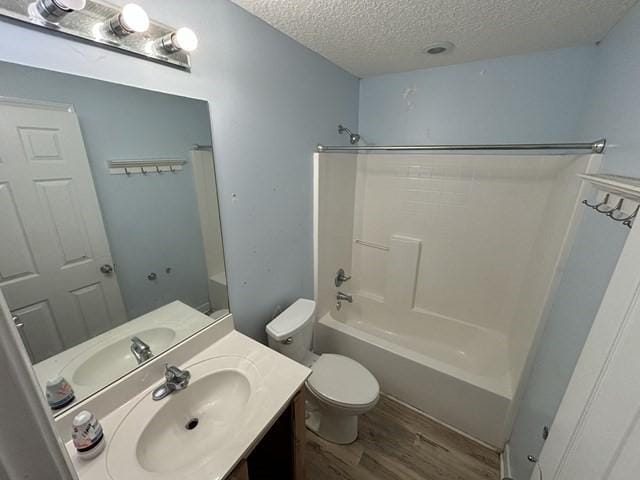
[108,159,186,175]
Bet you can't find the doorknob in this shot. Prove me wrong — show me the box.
[100,264,114,274]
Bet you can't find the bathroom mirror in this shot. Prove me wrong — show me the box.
[0,61,228,414]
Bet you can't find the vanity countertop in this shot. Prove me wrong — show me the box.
[64,328,311,480]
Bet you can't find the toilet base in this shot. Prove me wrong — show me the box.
[305,396,359,444]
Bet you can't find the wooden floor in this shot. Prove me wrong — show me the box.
[306,395,500,480]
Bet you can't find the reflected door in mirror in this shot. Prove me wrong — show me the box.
[0,101,127,363]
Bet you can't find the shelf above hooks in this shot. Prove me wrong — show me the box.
[108,159,186,175]
[578,174,640,201]
[579,174,640,229]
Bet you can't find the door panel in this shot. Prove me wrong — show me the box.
[70,283,114,338]
[0,183,38,282]
[13,301,64,363]
[19,127,64,162]
[35,178,93,266]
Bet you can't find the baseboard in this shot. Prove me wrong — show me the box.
[501,443,513,479]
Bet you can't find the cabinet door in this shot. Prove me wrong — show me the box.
[228,460,249,480]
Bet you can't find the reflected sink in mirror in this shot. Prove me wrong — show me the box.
[65,328,176,388]
[33,302,214,408]
[107,356,264,480]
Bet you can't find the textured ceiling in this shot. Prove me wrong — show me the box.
[231,0,638,77]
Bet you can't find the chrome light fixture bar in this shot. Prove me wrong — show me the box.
[0,0,197,71]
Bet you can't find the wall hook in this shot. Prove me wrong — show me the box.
[600,198,624,216]
[611,204,639,222]
[582,193,610,210]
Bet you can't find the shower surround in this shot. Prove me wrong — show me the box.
[313,152,598,447]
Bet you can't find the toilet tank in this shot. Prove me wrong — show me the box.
[266,299,316,363]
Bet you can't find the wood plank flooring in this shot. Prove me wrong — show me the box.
[306,395,500,480]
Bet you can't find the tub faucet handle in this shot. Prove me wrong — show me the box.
[335,268,352,287]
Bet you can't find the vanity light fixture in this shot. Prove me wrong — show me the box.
[2,0,196,70]
[108,3,149,36]
[31,0,86,22]
[158,27,198,53]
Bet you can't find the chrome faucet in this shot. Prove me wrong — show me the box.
[337,292,353,303]
[152,364,191,401]
[130,336,153,364]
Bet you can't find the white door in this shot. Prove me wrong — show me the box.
[0,98,127,363]
[535,221,640,479]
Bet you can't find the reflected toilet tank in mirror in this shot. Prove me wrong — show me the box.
[0,60,228,414]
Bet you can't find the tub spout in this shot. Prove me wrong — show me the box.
[337,292,353,303]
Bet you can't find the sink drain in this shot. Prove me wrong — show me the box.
[185,418,199,431]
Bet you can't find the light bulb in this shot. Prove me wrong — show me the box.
[120,3,149,33]
[173,28,198,52]
[158,27,199,53]
[109,3,149,36]
[56,0,86,10]
[32,0,86,21]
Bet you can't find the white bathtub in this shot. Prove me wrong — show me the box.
[314,295,512,447]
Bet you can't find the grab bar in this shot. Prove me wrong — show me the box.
[354,239,390,252]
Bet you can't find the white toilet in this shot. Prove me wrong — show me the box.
[266,298,379,444]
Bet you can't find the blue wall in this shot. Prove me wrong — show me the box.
[0,62,213,321]
[0,0,360,340]
[508,3,640,478]
[359,47,596,145]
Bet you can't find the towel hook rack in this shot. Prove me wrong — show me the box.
[579,174,640,230]
[108,158,185,175]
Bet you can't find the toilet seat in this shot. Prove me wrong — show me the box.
[306,354,379,409]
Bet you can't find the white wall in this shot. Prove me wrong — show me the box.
[508,157,595,385]
[351,154,570,336]
[314,154,357,317]
[0,0,359,340]
[345,153,594,420]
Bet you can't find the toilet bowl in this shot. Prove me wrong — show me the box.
[266,299,379,444]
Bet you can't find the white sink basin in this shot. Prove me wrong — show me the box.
[63,328,176,388]
[106,356,263,480]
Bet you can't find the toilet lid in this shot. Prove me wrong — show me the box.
[306,354,379,408]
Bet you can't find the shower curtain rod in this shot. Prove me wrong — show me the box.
[316,139,607,154]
